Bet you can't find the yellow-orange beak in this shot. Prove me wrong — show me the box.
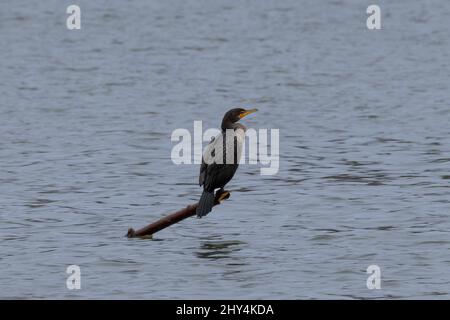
[239,108,258,119]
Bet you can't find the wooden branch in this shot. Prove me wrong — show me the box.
[126,190,230,239]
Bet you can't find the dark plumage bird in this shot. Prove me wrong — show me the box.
[196,108,258,217]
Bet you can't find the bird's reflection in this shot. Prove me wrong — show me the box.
[195,240,246,260]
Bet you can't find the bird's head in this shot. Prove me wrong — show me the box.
[221,108,258,130]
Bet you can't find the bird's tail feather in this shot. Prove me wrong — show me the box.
[196,191,215,218]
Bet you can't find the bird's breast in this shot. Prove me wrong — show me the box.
[202,130,244,165]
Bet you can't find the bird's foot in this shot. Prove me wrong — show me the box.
[215,189,230,203]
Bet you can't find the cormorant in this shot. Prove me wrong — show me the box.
[196,108,258,217]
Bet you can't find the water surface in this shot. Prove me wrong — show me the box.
[0,0,449,299]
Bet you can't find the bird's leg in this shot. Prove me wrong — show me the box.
[215,188,230,203]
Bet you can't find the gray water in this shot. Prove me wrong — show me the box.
[1,0,449,299]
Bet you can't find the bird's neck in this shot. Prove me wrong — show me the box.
[221,122,246,132]
[221,119,231,131]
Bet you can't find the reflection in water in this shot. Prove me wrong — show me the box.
[196,240,246,260]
